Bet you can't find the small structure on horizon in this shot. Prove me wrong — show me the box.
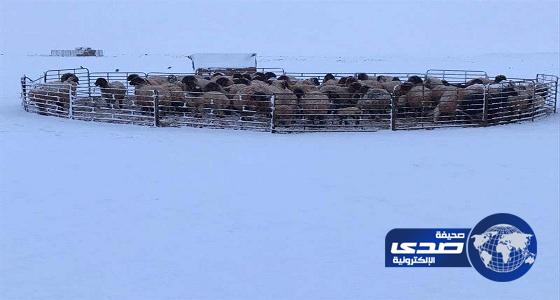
[50,47,103,57]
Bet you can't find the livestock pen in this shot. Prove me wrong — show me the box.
[20,68,558,133]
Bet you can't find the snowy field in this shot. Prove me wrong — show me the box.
[1,1,559,299]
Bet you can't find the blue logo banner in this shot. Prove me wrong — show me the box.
[385,228,471,267]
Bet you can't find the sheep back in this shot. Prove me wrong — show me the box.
[358,88,392,113]
[300,91,330,116]
[406,86,432,108]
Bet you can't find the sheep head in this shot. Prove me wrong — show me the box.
[94,78,109,88]
[345,76,358,86]
[204,82,222,92]
[216,77,232,87]
[126,74,141,82]
[167,75,178,83]
[252,72,266,82]
[277,75,291,84]
[60,73,77,83]
[309,78,320,86]
[347,82,362,94]
[323,73,335,83]
[61,73,79,84]
[494,75,507,83]
[407,76,423,85]
[293,87,305,99]
[233,78,250,85]
[129,76,148,86]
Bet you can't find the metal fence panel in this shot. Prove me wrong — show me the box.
[158,92,273,131]
[426,69,488,83]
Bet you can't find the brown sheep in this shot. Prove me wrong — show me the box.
[190,91,230,117]
[457,84,485,118]
[376,75,398,82]
[270,80,290,91]
[94,78,126,109]
[433,90,460,121]
[336,107,362,125]
[129,77,185,112]
[430,84,457,103]
[274,104,297,126]
[133,86,157,112]
[465,77,491,86]
[270,86,299,126]
[406,85,433,109]
[145,76,168,85]
[424,76,444,89]
[225,83,249,98]
[322,79,338,86]
[158,83,187,110]
[359,79,384,90]
[380,81,400,94]
[300,91,330,123]
[234,83,274,115]
[27,74,78,115]
[302,78,320,86]
[358,88,392,117]
[212,76,234,88]
[507,86,533,117]
[292,82,320,93]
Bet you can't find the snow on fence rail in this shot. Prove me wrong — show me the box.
[20,69,558,133]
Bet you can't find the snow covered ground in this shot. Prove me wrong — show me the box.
[1,52,559,300]
[1,0,559,299]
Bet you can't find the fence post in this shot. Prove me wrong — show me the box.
[270,94,276,133]
[68,86,73,119]
[481,84,489,126]
[390,94,396,130]
[554,77,558,113]
[531,80,537,122]
[153,90,160,127]
[21,77,28,112]
[87,69,92,98]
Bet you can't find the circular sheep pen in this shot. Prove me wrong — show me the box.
[20,68,558,133]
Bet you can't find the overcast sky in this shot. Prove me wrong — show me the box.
[1,0,558,56]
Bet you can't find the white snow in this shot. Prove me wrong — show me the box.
[1,0,559,299]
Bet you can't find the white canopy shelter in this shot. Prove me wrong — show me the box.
[187,53,257,71]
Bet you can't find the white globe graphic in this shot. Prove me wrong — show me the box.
[471,224,535,273]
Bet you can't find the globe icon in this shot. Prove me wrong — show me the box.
[471,224,535,273]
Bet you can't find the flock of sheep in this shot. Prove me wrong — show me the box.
[27,70,549,126]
